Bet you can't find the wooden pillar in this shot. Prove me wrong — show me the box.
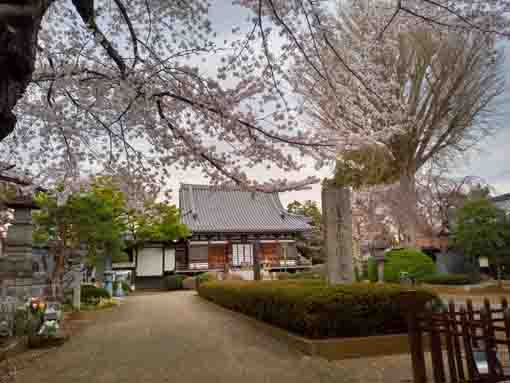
[401,291,427,383]
[253,240,261,281]
[322,185,354,285]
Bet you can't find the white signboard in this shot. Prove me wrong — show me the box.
[136,248,163,276]
[164,248,175,272]
[479,256,489,268]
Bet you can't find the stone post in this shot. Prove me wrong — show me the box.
[322,185,354,285]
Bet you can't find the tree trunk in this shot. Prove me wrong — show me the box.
[399,172,418,247]
[0,2,51,141]
[322,185,354,285]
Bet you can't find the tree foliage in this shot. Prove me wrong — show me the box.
[33,177,189,264]
[287,200,321,228]
[0,0,508,192]
[34,180,128,262]
[130,202,189,243]
[452,198,510,266]
[297,1,504,244]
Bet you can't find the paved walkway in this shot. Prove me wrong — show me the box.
[14,291,414,383]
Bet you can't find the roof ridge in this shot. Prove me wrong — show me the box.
[179,183,281,193]
[491,193,510,202]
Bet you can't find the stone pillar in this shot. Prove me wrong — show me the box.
[322,185,354,285]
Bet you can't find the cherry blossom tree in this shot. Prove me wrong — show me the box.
[0,0,508,194]
[295,0,505,244]
[351,171,492,247]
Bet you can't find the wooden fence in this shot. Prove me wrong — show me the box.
[405,295,510,383]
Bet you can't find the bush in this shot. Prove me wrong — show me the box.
[166,275,185,290]
[419,273,472,285]
[277,272,291,280]
[197,272,217,284]
[81,285,111,305]
[121,280,131,294]
[198,280,437,339]
[368,257,378,282]
[383,248,436,283]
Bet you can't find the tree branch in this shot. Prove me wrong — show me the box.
[0,2,44,20]
[71,0,127,77]
[152,91,334,148]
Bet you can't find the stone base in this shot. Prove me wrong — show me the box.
[28,330,69,349]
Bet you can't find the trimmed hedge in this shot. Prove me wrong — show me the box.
[384,248,436,283]
[81,285,111,305]
[278,271,324,280]
[419,273,472,285]
[166,275,185,290]
[198,280,437,339]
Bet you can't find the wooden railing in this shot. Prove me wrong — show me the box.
[405,294,510,383]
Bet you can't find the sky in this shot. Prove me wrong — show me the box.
[169,3,510,209]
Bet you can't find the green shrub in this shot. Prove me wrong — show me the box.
[367,257,378,282]
[277,272,290,280]
[81,285,111,305]
[198,280,437,339]
[197,272,217,284]
[361,263,369,280]
[383,248,436,283]
[166,275,185,290]
[354,266,360,282]
[419,273,472,285]
[121,280,131,294]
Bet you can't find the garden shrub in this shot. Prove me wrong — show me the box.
[277,272,290,280]
[121,280,131,294]
[367,257,378,282]
[198,280,437,339]
[166,275,185,290]
[419,273,472,285]
[354,266,360,282]
[81,285,111,305]
[197,272,217,284]
[383,248,436,283]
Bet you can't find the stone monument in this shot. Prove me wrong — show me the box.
[322,185,354,284]
[0,196,38,338]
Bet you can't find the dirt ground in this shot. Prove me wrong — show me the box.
[2,291,420,383]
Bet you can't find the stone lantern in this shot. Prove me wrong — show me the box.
[370,239,390,283]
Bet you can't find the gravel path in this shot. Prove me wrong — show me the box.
[13,291,414,383]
